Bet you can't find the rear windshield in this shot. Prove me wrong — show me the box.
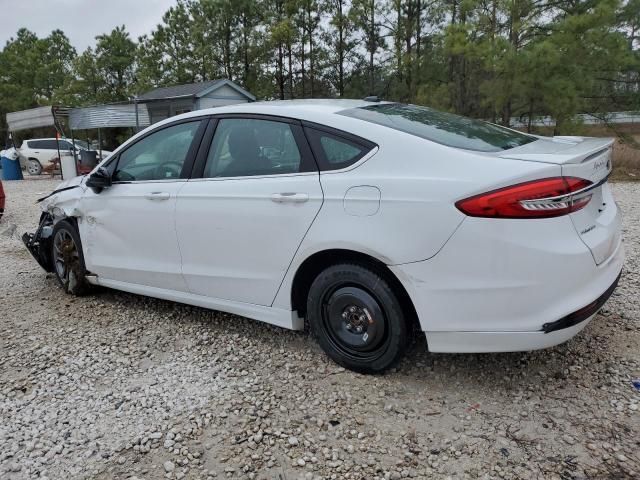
[339,103,536,152]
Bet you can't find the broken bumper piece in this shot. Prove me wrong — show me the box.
[22,213,54,273]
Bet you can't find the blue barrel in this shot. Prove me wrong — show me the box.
[1,154,24,180]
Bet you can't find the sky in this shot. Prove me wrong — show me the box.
[0,0,178,51]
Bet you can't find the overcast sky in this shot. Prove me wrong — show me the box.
[0,0,177,51]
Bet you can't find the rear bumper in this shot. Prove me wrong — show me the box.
[422,315,600,353]
[390,212,624,353]
[542,271,620,333]
[422,270,622,353]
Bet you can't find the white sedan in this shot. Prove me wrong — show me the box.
[23,100,624,373]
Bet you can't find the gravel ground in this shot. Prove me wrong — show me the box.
[0,178,638,480]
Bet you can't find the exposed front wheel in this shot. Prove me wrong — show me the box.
[51,220,89,295]
[27,159,42,176]
[307,263,409,374]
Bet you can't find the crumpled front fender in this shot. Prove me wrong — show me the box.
[39,176,86,220]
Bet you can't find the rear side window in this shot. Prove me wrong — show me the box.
[339,103,535,152]
[304,127,374,170]
[203,118,308,178]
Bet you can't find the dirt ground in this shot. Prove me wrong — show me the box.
[0,178,638,480]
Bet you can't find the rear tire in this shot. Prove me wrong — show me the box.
[51,220,89,295]
[307,263,409,374]
[27,159,42,176]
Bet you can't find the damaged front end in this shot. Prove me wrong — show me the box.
[23,175,86,273]
[23,212,55,272]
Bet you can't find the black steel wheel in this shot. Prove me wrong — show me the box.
[307,263,408,374]
[51,220,89,295]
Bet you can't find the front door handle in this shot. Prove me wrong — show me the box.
[144,192,171,201]
[271,193,309,204]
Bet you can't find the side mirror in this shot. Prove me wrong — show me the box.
[86,167,112,193]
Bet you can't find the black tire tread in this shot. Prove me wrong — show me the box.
[306,262,409,374]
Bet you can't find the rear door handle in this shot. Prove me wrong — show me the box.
[144,192,171,201]
[271,193,309,204]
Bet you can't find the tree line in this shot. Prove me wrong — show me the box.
[1,0,639,141]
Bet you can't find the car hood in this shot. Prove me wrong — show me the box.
[55,174,86,191]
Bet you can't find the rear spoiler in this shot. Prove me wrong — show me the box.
[499,137,615,165]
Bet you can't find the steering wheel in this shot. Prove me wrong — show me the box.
[155,161,183,179]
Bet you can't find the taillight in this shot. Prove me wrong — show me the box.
[456,177,593,219]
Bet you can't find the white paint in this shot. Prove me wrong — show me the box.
[175,173,323,306]
[343,185,381,216]
[39,99,625,354]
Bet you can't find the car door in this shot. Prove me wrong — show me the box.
[26,140,49,164]
[80,119,206,291]
[175,116,323,306]
[42,140,62,163]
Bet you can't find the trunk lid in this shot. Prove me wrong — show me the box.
[500,136,619,265]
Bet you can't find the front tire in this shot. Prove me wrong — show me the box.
[51,220,89,295]
[307,263,409,374]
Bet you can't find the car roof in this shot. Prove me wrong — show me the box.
[190,98,393,119]
[121,99,398,151]
[25,138,72,142]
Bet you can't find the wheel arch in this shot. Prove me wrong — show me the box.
[290,248,420,333]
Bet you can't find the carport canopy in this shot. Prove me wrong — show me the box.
[6,103,151,132]
[69,103,151,130]
[6,106,68,132]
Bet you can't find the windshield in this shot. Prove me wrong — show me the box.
[339,103,536,152]
[73,140,90,150]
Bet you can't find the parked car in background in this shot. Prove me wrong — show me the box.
[18,138,113,175]
[22,100,623,373]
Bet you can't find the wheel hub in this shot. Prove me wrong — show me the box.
[342,305,371,334]
[322,286,386,352]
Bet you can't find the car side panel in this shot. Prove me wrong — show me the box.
[272,134,563,310]
[175,172,324,306]
[80,182,189,292]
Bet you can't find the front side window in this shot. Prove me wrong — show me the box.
[113,121,201,182]
[339,103,536,152]
[203,118,303,178]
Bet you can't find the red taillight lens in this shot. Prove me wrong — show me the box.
[455,177,593,219]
